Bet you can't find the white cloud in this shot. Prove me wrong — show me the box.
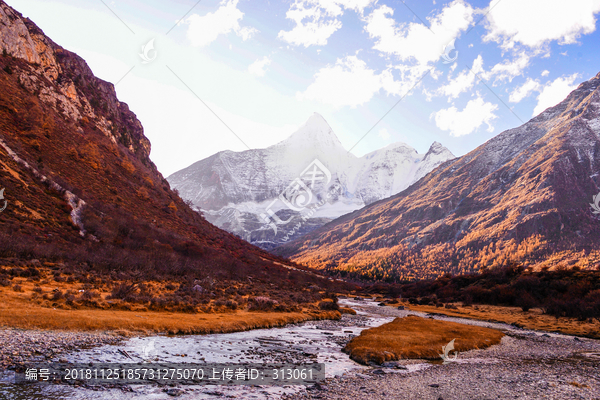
[295,1,475,109]
[236,26,258,41]
[278,0,374,47]
[185,0,258,47]
[533,74,579,116]
[334,0,374,11]
[485,51,530,83]
[433,96,498,136]
[248,56,272,77]
[437,55,483,100]
[509,78,541,103]
[296,56,386,108]
[353,1,474,106]
[278,10,341,47]
[541,70,550,77]
[378,128,391,140]
[365,0,474,65]
[484,0,600,49]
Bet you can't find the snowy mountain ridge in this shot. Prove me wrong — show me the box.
[168,113,455,249]
[273,72,600,279]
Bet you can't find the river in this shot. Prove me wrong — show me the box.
[1,298,598,399]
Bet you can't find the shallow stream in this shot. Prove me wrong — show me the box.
[0,298,578,399]
[0,299,398,399]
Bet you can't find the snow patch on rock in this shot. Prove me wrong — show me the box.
[0,137,86,236]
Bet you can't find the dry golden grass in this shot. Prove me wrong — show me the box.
[569,381,591,389]
[0,285,340,335]
[406,303,600,339]
[339,307,357,315]
[343,315,504,365]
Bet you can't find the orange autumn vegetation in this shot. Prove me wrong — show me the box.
[343,315,504,365]
[0,264,344,334]
[0,281,341,335]
[0,294,340,335]
[405,303,600,339]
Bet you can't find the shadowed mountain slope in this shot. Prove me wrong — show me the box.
[0,0,339,297]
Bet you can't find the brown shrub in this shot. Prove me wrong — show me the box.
[108,283,137,300]
[79,290,100,301]
[225,300,238,310]
[248,296,278,311]
[318,299,339,311]
[517,292,537,312]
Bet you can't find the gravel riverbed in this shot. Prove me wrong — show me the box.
[0,329,123,369]
[1,300,599,399]
[284,299,600,400]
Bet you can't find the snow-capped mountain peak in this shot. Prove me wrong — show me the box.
[277,112,345,151]
[427,141,445,152]
[168,114,455,249]
[362,142,418,160]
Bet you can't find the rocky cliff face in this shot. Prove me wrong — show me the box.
[168,113,454,250]
[0,2,151,166]
[0,0,322,287]
[274,72,600,280]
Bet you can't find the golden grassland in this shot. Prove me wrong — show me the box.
[343,315,505,365]
[404,303,600,339]
[0,280,341,335]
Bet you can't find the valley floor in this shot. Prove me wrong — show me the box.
[0,294,339,334]
[0,292,340,369]
[286,334,600,400]
[1,298,598,399]
[405,303,600,339]
[285,301,600,400]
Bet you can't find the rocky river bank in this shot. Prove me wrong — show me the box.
[0,328,124,370]
[1,299,599,399]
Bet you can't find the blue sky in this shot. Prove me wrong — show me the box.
[7,0,600,175]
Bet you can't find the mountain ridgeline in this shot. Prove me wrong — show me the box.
[274,72,600,281]
[168,113,454,250]
[0,0,342,301]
